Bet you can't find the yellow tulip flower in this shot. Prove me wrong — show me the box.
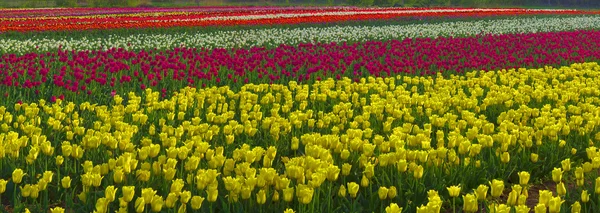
[388,186,397,199]
[135,197,145,213]
[447,185,461,197]
[151,195,164,212]
[475,184,488,201]
[490,179,504,198]
[385,203,403,213]
[515,205,531,213]
[12,169,26,184]
[378,187,388,200]
[551,168,562,183]
[462,193,478,213]
[571,201,581,213]
[122,186,135,202]
[190,196,205,210]
[581,190,589,203]
[105,185,117,202]
[257,189,267,204]
[518,171,530,186]
[347,182,359,198]
[548,197,564,213]
[50,207,65,213]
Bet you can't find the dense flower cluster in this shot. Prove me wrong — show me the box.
[1,30,600,104]
[0,7,597,32]
[2,62,600,212]
[2,15,600,54]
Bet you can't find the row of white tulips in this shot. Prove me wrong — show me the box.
[1,15,599,54]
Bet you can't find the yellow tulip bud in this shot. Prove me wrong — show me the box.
[0,179,7,194]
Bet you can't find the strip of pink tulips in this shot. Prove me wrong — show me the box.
[1,30,600,104]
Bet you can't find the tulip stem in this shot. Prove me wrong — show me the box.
[452,197,456,213]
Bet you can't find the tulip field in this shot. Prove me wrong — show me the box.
[4,6,600,213]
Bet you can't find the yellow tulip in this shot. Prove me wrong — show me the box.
[338,185,347,197]
[360,175,369,187]
[595,177,600,194]
[552,168,562,183]
[95,197,108,213]
[518,171,530,186]
[515,205,531,213]
[165,192,178,208]
[347,182,359,198]
[548,197,564,213]
[190,196,205,210]
[50,207,65,213]
[180,190,191,204]
[283,187,294,202]
[531,153,539,163]
[561,159,571,172]
[256,189,267,204]
[388,186,397,199]
[0,179,7,193]
[462,193,478,213]
[284,208,296,213]
[413,165,424,179]
[447,185,461,197]
[20,184,31,198]
[122,186,135,202]
[207,187,218,202]
[12,169,26,184]
[385,203,403,213]
[378,187,388,200]
[475,184,488,201]
[556,182,566,196]
[151,195,164,212]
[501,152,510,163]
[490,179,504,198]
[571,201,581,213]
[135,197,145,213]
[142,188,157,205]
[581,190,589,203]
[105,185,117,202]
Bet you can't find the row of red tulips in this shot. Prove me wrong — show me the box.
[1,30,599,104]
[1,7,597,32]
